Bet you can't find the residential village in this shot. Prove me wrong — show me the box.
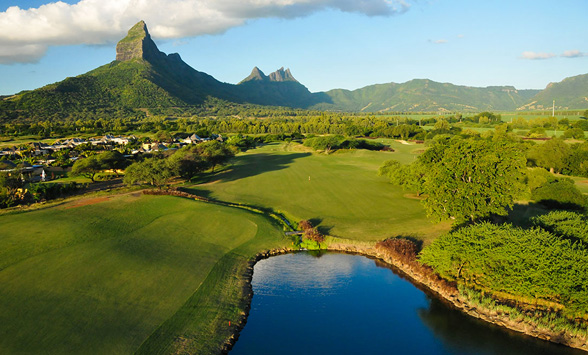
[0,133,224,182]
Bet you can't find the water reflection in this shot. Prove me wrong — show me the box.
[231,252,582,355]
[418,297,585,355]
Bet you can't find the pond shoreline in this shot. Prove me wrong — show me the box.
[222,242,587,353]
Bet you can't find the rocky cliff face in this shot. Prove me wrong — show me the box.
[268,67,297,82]
[239,67,268,83]
[116,20,166,62]
[240,66,299,83]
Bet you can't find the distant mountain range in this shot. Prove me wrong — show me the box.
[1,21,586,121]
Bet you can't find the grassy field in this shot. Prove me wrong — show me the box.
[186,142,449,242]
[0,193,287,354]
[2,138,583,354]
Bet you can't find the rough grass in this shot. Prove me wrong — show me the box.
[0,194,287,354]
[186,142,450,242]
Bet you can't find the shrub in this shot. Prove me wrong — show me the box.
[375,238,419,264]
[298,219,313,231]
[563,127,585,140]
[531,178,588,210]
[532,210,588,244]
[419,222,588,315]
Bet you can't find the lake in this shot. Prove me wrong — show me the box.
[230,252,583,355]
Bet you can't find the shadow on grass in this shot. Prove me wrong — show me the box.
[503,202,585,228]
[214,152,311,183]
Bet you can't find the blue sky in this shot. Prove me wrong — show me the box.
[0,0,586,95]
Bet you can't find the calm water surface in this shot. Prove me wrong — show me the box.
[231,252,583,355]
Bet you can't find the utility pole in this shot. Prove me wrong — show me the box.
[553,99,557,137]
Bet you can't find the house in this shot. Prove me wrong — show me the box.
[182,134,204,145]
[210,134,224,142]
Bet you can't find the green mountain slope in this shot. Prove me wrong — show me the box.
[520,73,588,110]
[0,20,586,120]
[0,21,239,120]
[313,79,541,112]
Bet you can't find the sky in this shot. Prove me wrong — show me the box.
[0,0,586,95]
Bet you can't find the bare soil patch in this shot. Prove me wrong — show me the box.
[65,197,110,209]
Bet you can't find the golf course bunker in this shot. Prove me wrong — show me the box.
[231,252,583,354]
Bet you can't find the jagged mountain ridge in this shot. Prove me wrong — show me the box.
[237,66,327,108]
[0,20,586,121]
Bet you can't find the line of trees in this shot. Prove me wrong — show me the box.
[5,106,586,142]
[71,151,127,182]
[380,133,588,223]
[123,141,235,188]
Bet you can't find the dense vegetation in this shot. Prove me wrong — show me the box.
[123,141,235,187]
[380,136,527,223]
[419,216,588,318]
[302,135,385,153]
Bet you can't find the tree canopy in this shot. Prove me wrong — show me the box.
[195,140,235,172]
[71,155,102,182]
[123,158,173,188]
[381,137,526,223]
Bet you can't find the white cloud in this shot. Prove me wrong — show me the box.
[0,0,413,64]
[430,39,447,44]
[520,51,556,60]
[0,44,47,64]
[561,49,586,58]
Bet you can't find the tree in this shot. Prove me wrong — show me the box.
[379,160,426,196]
[303,135,342,153]
[304,227,325,247]
[527,138,571,173]
[196,141,235,173]
[168,146,208,181]
[96,151,126,176]
[71,155,102,182]
[434,119,450,131]
[416,137,525,223]
[298,219,313,231]
[0,172,22,208]
[123,158,172,188]
[563,143,588,177]
[154,130,172,143]
[563,127,585,140]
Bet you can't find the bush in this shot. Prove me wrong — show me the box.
[375,238,420,264]
[526,127,546,138]
[532,210,588,244]
[531,178,588,210]
[563,127,585,140]
[419,222,588,315]
[27,182,80,202]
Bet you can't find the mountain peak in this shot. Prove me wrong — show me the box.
[239,67,268,83]
[269,67,297,82]
[116,20,164,62]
